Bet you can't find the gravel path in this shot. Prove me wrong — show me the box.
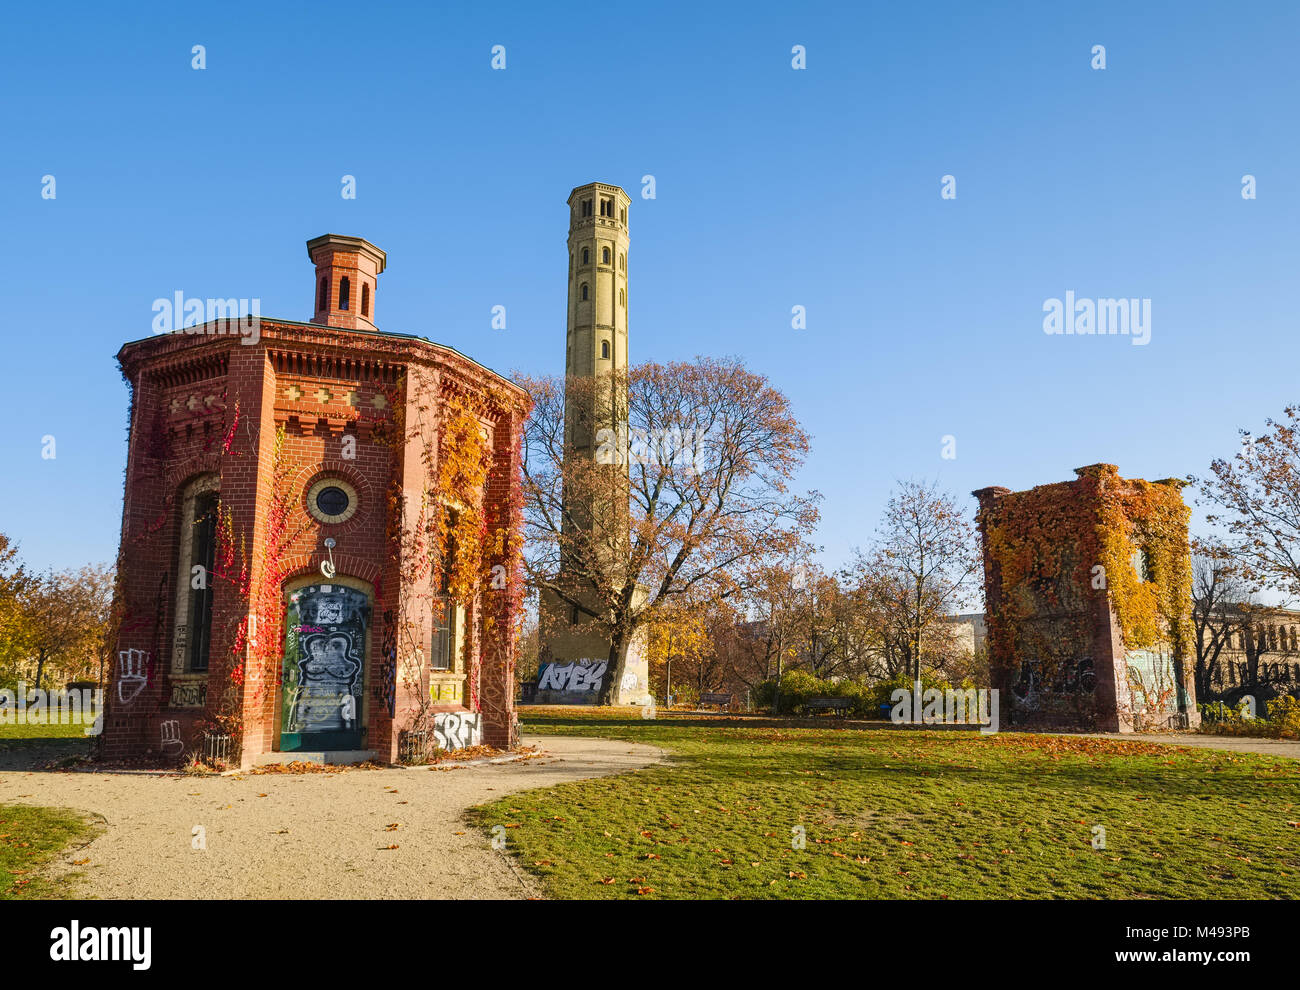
[0,735,664,900]
[1087,731,1300,760]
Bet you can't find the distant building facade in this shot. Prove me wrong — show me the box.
[1199,605,1300,700]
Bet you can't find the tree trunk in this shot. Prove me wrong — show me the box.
[597,630,630,706]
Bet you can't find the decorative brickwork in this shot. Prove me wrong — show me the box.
[101,236,530,767]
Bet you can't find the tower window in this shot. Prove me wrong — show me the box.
[601,340,609,359]
[619,253,626,271]
[620,207,626,224]
[361,282,370,317]
[580,283,589,301]
[339,276,351,311]
[582,248,589,265]
[318,277,329,312]
[602,247,610,265]
[582,199,593,217]
[619,288,625,307]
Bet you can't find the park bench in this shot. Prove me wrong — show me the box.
[700,692,733,710]
[804,696,852,716]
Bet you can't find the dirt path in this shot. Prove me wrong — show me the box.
[1087,731,1300,760]
[0,735,664,899]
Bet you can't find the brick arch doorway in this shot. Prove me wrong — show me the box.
[278,575,374,753]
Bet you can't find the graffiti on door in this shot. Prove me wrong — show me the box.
[282,584,369,748]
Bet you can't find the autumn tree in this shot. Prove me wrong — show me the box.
[642,598,710,703]
[0,533,31,687]
[9,564,114,691]
[731,559,811,693]
[518,357,820,704]
[1197,406,1300,598]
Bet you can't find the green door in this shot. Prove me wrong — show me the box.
[280,583,369,752]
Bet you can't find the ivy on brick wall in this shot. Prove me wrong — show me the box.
[980,469,1192,686]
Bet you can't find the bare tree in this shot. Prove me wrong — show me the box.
[852,480,980,688]
[1190,547,1252,702]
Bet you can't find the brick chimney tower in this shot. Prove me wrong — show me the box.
[307,234,386,331]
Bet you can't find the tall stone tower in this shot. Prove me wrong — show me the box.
[564,183,630,456]
[562,183,632,559]
[535,183,649,705]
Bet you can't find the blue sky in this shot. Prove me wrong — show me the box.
[2,0,1298,575]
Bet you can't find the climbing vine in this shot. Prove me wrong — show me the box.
[433,393,493,601]
[209,422,310,740]
[980,467,1192,691]
[374,374,504,737]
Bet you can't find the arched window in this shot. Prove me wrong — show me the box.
[319,277,329,311]
[339,276,351,311]
[361,282,370,317]
[582,248,589,265]
[580,283,589,301]
[619,288,625,307]
[172,474,220,676]
[601,340,610,359]
[620,253,626,271]
[602,247,610,265]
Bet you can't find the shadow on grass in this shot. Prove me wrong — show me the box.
[0,737,90,772]
[519,719,1300,804]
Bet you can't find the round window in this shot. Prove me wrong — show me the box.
[307,478,359,524]
[315,486,350,517]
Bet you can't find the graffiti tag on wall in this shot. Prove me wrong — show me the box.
[169,680,207,708]
[433,711,481,751]
[537,660,607,693]
[117,649,150,706]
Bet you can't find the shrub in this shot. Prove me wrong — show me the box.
[1199,694,1300,739]
[754,671,901,718]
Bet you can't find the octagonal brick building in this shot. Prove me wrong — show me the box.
[101,235,530,768]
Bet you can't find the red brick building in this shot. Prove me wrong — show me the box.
[974,464,1199,733]
[101,235,530,768]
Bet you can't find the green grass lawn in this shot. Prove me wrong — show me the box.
[0,804,99,900]
[472,708,1300,900]
[0,720,93,740]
